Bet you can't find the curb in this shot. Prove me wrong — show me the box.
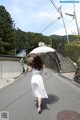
[60,73,80,88]
[0,73,25,90]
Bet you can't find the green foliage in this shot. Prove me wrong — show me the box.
[49,35,80,50]
[0,38,5,52]
[15,29,50,52]
[65,41,80,63]
[49,35,67,49]
[68,35,80,42]
[77,56,80,65]
[15,29,27,50]
[0,5,15,55]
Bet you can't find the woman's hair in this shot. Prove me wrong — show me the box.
[30,55,44,70]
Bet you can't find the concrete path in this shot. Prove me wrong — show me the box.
[0,69,80,120]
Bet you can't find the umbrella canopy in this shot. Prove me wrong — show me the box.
[30,46,55,54]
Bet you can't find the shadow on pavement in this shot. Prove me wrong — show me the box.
[42,94,59,110]
[35,94,59,111]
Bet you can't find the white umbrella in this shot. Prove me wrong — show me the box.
[30,46,55,54]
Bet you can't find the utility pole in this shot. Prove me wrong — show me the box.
[59,7,69,43]
[50,0,69,43]
[65,3,79,35]
[73,3,79,35]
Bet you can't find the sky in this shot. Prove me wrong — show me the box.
[0,0,80,36]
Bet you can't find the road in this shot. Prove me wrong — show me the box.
[0,69,80,120]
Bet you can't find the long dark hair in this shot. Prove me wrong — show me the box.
[30,55,44,70]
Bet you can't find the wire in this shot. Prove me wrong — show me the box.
[37,11,58,32]
[40,17,61,33]
[50,0,59,13]
[37,0,62,33]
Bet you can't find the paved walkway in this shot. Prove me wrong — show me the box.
[0,78,14,89]
[61,72,75,80]
[61,72,80,88]
[0,74,24,89]
[0,71,80,90]
[0,69,80,120]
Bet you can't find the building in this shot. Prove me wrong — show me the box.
[0,56,23,79]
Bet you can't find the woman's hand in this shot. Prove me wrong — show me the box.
[43,64,47,75]
[28,66,33,72]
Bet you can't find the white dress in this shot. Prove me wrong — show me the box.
[31,69,48,98]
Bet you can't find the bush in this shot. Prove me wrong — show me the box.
[77,56,80,66]
[65,41,80,64]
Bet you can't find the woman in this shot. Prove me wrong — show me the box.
[29,55,48,114]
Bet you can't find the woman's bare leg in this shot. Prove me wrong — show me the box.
[37,96,42,113]
[38,97,42,108]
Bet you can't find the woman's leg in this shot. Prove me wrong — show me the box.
[37,96,42,113]
[38,96,42,108]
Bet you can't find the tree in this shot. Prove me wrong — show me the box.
[15,30,50,52]
[0,6,15,55]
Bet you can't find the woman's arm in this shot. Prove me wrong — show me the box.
[28,66,33,72]
[43,64,47,75]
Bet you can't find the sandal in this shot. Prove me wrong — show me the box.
[37,107,42,114]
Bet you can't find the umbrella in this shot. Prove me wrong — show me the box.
[30,46,55,54]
